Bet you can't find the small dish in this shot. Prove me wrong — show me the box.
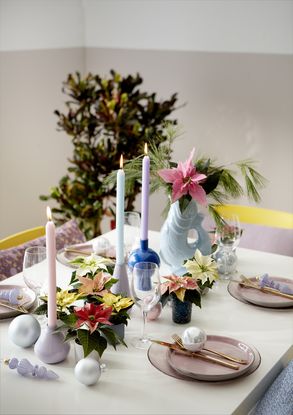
[0,285,36,319]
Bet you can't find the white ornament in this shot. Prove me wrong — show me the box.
[8,315,41,348]
[74,358,101,386]
[182,326,207,352]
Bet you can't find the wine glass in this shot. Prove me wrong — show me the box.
[131,262,161,349]
[23,246,47,309]
[215,215,241,278]
[124,211,141,257]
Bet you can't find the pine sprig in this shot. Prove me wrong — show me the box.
[105,125,266,222]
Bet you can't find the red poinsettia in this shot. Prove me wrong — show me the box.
[74,303,113,334]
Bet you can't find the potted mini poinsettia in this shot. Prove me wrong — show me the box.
[35,255,134,359]
[161,249,218,324]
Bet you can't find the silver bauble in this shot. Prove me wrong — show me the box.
[182,326,207,352]
[8,315,41,348]
[74,358,101,386]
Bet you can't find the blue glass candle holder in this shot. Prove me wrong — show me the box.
[128,239,160,269]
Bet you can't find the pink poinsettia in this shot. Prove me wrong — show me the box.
[161,274,199,302]
[158,148,207,205]
[74,303,113,334]
[78,271,110,296]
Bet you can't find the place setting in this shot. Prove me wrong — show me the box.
[147,326,261,382]
[0,285,36,319]
[228,273,293,309]
[56,236,116,268]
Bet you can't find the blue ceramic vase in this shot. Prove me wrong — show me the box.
[171,295,192,324]
[160,200,211,274]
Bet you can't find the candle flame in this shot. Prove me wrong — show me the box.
[120,154,123,169]
[46,206,52,221]
[144,142,148,155]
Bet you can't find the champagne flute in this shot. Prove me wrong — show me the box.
[131,262,161,349]
[23,246,47,310]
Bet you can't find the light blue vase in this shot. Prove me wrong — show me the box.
[160,200,211,275]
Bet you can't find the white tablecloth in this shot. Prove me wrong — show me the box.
[0,230,292,415]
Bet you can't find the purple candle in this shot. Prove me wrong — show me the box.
[141,143,150,241]
[46,207,57,329]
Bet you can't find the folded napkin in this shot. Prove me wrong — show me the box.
[259,274,293,295]
[0,288,22,304]
[255,360,293,415]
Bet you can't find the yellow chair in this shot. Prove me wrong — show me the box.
[214,205,293,229]
[0,226,45,250]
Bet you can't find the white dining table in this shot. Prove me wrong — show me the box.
[0,229,292,415]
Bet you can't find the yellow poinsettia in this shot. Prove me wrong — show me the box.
[42,290,80,312]
[101,293,134,313]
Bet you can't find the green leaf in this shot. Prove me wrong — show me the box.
[60,313,78,327]
[33,303,48,315]
[69,271,78,285]
[64,330,77,342]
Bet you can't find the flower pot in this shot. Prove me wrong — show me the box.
[111,323,125,343]
[160,200,211,274]
[171,295,192,324]
[74,341,101,363]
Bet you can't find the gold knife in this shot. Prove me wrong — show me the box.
[151,340,240,370]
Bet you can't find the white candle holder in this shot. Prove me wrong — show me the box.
[112,262,131,297]
[34,325,70,364]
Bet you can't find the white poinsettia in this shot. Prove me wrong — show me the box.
[184,249,218,285]
[70,253,114,277]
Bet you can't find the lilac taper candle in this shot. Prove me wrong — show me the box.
[116,155,125,265]
[46,207,57,329]
[141,143,150,241]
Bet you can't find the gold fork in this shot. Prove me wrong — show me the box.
[172,334,248,365]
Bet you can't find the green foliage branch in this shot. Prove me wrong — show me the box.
[40,70,177,239]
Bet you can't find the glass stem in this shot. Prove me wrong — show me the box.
[141,310,148,341]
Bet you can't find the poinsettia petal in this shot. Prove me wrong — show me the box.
[172,179,187,202]
[192,172,207,183]
[158,168,179,183]
[189,183,207,206]
[175,287,186,302]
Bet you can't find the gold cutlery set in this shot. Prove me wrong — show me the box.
[232,275,293,300]
[151,334,249,370]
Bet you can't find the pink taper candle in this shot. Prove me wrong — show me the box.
[141,143,150,241]
[46,206,57,329]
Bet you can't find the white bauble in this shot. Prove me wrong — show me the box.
[8,315,41,348]
[75,358,101,386]
[182,326,207,352]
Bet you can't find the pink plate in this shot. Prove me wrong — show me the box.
[228,277,293,309]
[167,335,255,381]
[148,338,261,382]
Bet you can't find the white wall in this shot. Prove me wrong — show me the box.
[84,0,293,54]
[0,0,85,51]
[0,0,292,238]
[1,0,292,53]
